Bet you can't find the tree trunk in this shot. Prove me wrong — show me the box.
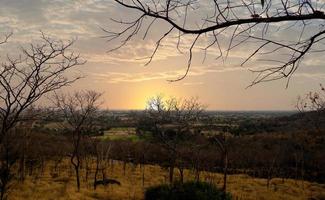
[123,161,126,176]
[223,149,228,198]
[169,164,174,184]
[19,153,25,182]
[195,168,200,182]
[179,167,184,184]
[75,165,80,191]
[141,164,145,187]
[101,168,106,180]
[94,158,99,190]
[71,153,81,191]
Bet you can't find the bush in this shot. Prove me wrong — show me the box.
[145,181,231,200]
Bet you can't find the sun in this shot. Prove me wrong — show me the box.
[101,80,186,110]
[129,83,183,110]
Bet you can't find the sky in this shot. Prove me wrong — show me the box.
[0,0,324,110]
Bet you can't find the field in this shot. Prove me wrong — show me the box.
[10,161,325,200]
[100,128,139,141]
[7,110,324,200]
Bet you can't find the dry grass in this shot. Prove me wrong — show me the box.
[9,161,325,200]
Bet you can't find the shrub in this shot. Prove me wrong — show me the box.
[145,181,231,200]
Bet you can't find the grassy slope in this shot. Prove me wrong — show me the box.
[10,161,325,200]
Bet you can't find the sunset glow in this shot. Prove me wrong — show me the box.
[0,0,323,110]
[1,1,325,200]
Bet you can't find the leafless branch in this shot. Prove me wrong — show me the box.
[0,33,85,140]
[106,0,325,85]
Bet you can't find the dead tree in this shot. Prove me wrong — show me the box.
[0,33,83,200]
[53,90,102,192]
[107,0,325,86]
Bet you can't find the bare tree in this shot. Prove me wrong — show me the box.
[0,33,84,200]
[296,84,325,133]
[0,33,84,140]
[106,0,325,86]
[53,90,102,191]
[143,95,205,184]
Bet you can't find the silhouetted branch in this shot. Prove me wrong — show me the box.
[0,32,12,45]
[107,0,325,85]
[0,33,85,139]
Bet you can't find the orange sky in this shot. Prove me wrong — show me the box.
[0,0,324,110]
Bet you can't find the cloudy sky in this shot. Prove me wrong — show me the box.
[0,0,324,110]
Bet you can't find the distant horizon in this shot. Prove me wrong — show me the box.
[106,108,297,112]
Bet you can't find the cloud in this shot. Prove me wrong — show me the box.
[0,0,115,43]
[90,64,245,84]
[295,72,325,80]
